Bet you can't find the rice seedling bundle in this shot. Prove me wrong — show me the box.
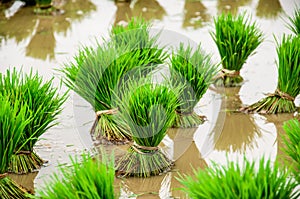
[170,43,218,128]
[0,95,32,199]
[287,7,300,35]
[177,158,300,199]
[0,68,66,174]
[116,79,179,177]
[282,119,300,183]
[34,154,115,199]
[63,18,167,143]
[242,35,300,114]
[211,12,263,87]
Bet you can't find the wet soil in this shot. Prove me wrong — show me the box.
[0,0,300,198]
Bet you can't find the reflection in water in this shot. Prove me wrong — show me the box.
[214,87,261,152]
[118,173,172,198]
[114,1,132,25]
[183,0,210,29]
[9,172,38,194]
[26,17,56,60]
[217,0,252,15]
[0,7,36,44]
[171,143,207,198]
[132,0,166,21]
[256,0,282,19]
[0,0,96,59]
[205,87,277,166]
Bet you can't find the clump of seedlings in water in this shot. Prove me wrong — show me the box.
[0,68,66,174]
[282,119,300,183]
[62,17,166,143]
[34,153,115,199]
[287,7,300,35]
[170,43,218,128]
[115,78,179,177]
[211,12,263,87]
[0,95,32,199]
[242,35,300,114]
[177,157,300,199]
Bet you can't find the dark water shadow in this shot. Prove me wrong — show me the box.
[183,0,210,29]
[9,171,38,194]
[256,0,283,19]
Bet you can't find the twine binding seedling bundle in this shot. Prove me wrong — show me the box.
[0,95,32,199]
[211,12,263,87]
[241,35,300,114]
[170,43,218,128]
[62,17,167,143]
[115,78,180,177]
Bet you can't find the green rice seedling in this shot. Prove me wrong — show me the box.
[287,7,300,35]
[0,95,32,199]
[62,30,167,142]
[0,68,66,174]
[177,157,300,199]
[242,35,300,114]
[282,119,300,183]
[170,43,218,128]
[115,78,179,177]
[34,153,115,199]
[211,12,263,87]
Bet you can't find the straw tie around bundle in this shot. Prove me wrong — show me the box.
[0,173,8,180]
[96,108,118,117]
[131,143,159,155]
[268,89,295,102]
[15,151,32,155]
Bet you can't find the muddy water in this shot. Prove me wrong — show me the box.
[0,0,300,198]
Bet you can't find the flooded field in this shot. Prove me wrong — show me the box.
[0,0,300,198]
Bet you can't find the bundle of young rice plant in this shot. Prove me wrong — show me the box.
[115,78,179,177]
[282,119,300,183]
[287,7,300,35]
[177,157,300,199]
[0,95,32,199]
[62,33,167,142]
[242,35,300,114]
[0,68,66,174]
[170,43,218,128]
[34,153,115,199]
[211,12,263,87]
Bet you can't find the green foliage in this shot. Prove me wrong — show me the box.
[282,119,300,183]
[276,35,300,98]
[0,68,66,151]
[0,95,31,174]
[0,96,32,199]
[287,7,300,35]
[34,154,115,199]
[211,12,263,87]
[62,25,167,141]
[170,43,218,127]
[242,35,300,114]
[116,78,178,177]
[0,68,66,173]
[211,12,263,71]
[178,158,300,199]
